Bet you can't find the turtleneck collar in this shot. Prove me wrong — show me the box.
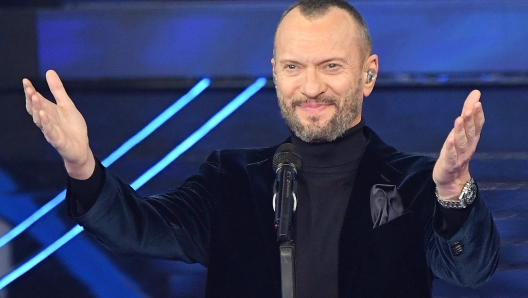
[290,119,366,170]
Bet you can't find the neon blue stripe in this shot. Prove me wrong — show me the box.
[0,79,210,249]
[102,78,210,166]
[130,77,267,189]
[0,77,266,289]
[0,193,145,296]
[0,190,65,248]
[0,225,84,290]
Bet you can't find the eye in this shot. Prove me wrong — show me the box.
[282,63,300,75]
[324,62,342,73]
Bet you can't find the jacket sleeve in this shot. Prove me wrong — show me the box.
[426,185,500,288]
[66,150,223,267]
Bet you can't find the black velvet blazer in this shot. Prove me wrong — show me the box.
[68,126,500,298]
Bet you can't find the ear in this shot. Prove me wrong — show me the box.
[363,54,378,97]
[271,58,277,85]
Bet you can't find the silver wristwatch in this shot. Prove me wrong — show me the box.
[435,178,477,209]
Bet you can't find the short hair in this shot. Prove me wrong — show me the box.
[275,0,372,57]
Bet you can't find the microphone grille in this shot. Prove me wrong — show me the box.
[272,143,301,171]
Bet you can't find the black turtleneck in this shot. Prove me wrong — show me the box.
[291,120,366,298]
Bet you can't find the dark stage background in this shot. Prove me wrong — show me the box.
[1,1,528,297]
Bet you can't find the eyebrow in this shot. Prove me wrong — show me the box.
[278,59,301,65]
[319,58,351,65]
[278,57,351,66]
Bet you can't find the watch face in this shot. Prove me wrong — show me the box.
[463,180,477,205]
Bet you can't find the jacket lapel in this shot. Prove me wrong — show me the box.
[246,152,281,293]
[338,127,404,295]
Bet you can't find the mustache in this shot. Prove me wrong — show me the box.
[291,97,338,107]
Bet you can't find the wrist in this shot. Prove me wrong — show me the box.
[436,177,477,209]
[435,173,471,200]
[65,150,96,180]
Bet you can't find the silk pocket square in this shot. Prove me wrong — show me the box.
[370,184,405,228]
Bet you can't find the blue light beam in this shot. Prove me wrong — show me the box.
[0,193,145,297]
[102,78,211,166]
[0,78,210,249]
[131,77,267,189]
[0,77,266,289]
[0,225,84,290]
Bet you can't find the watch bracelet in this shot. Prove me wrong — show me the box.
[435,178,476,209]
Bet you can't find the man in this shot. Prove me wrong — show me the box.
[23,0,499,297]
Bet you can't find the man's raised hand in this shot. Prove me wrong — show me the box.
[24,70,95,180]
[433,90,485,200]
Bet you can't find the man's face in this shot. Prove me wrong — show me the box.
[272,7,373,143]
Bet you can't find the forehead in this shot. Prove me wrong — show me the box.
[275,7,362,60]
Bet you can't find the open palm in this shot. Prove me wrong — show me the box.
[24,70,95,179]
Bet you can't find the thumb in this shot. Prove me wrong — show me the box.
[46,70,75,108]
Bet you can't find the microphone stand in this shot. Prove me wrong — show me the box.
[274,164,297,298]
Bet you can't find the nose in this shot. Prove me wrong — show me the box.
[301,67,326,99]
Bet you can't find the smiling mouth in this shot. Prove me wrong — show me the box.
[295,100,336,114]
[294,98,337,106]
[299,102,332,111]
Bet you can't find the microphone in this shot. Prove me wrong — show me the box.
[272,143,302,243]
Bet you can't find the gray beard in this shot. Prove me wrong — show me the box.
[277,83,362,143]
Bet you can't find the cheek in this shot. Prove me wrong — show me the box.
[276,77,300,98]
[330,77,358,96]
[276,89,292,111]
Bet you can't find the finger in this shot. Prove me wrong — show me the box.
[22,78,34,92]
[24,79,36,115]
[25,88,33,115]
[463,105,476,144]
[31,94,42,127]
[31,91,52,126]
[453,116,469,157]
[473,101,485,136]
[439,129,456,167]
[46,70,74,108]
[461,90,481,117]
[438,136,457,181]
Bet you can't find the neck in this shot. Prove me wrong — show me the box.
[291,119,366,168]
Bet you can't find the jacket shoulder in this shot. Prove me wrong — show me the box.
[364,126,436,175]
[214,145,279,166]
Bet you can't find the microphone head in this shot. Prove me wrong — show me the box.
[272,143,302,172]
